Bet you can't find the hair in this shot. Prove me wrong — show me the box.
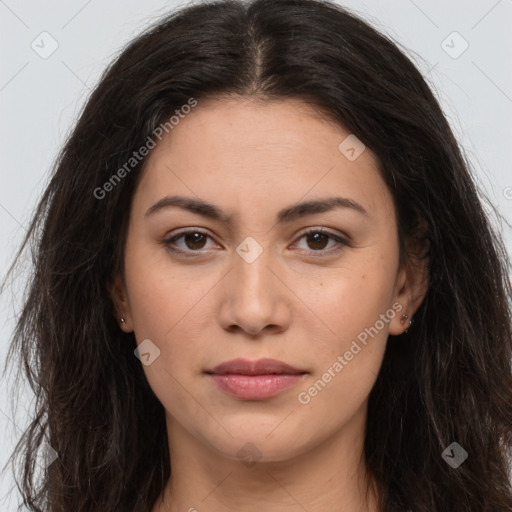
[2,0,511,510]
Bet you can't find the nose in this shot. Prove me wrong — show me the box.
[218,243,292,337]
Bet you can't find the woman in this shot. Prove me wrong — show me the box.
[3,0,511,511]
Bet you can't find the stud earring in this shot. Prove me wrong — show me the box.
[401,314,413,333]
[120,317,126,325]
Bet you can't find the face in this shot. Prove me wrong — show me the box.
[112,97,426,465]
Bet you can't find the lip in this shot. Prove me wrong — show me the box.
[208,358,305,376]
[205,358,307,400]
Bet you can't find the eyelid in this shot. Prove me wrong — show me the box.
[295,226,348,241]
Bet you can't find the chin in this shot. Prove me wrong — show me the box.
[203,424,313,464]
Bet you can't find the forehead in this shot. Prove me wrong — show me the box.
[134,97,393,223]
[152,96,367,162]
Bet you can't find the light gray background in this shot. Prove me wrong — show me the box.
[1,0,511,509]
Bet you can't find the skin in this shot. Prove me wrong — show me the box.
[111,97,428,512]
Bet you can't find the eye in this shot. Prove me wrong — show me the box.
[162,227,349,257]
[163,229,219,256]
[292,228,349,256]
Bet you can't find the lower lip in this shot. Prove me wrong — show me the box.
[208,373,306,400]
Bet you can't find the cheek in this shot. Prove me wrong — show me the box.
[294,247,398,399]
[295,276,391,425]
[305,249,398,342]
[124,235,198,335]
[124,252,210,427]
[124,239,219,379]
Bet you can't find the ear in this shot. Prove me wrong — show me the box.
[109,272,133,332]
[388,244,429,336]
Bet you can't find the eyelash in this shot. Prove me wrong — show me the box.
[162,227,349,258]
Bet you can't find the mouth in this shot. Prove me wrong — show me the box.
[205,358,308,400]
[206,357,306,375]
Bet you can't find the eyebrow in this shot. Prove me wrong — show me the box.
[144,194,368,224]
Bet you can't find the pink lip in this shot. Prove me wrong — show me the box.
[206,358,307,400]
[208,358,304,375]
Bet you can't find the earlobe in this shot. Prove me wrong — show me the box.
[400,313,413,334]
[388,306,413,336]
[109,273,132,332]
[389,253,429,336]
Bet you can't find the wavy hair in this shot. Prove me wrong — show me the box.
[2,0,511,510]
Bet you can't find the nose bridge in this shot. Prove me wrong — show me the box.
[233,235,275,303]
[220,234,288,334]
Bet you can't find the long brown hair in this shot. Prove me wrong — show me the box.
[2,1,511,510]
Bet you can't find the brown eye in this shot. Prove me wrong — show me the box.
[294,228,349,255]
[182,232,208,250]
[305,231,330,250]
[163,229,217,256]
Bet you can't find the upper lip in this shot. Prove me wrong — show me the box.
[207,358,306,375]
